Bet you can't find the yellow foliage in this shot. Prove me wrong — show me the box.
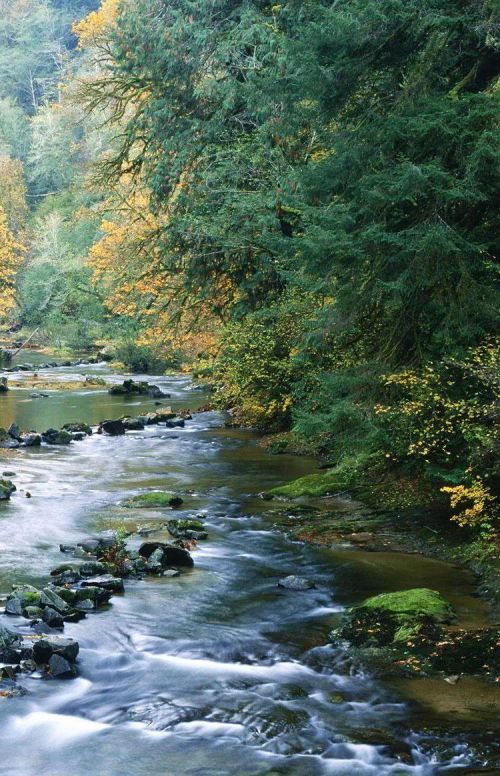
[441,480,495,528]
[0,206,25,321]
[73,0,118,47]
[0,156,28,233]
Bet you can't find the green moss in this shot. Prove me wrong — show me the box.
[360,588,454,624]
[124,491,184,508]
[269,468,354,498]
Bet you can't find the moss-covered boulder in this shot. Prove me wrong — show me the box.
[124,491,184,508]
[62,422,92,436]
[167,518,207,539]
[0,478,16,500]
[338,588,454,647]
[42,428,72,445]
[268,470,345,498]
[338,587,454,646]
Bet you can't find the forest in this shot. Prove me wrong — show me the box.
[0,2,498,772]
[1,0,497,553]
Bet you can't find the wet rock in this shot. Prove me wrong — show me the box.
[79,561,108,577]
[165,418,185,428]
[0,433,20,449]
[146,548,164,573]
[278,575,316,591]
[98,419,126,436]
[41,607,64,629]
[75,586,112,606]
[0,623,21,652]
[0,680,28,698]
[62,422,92,436]
[48,654,77,678]
[138,542,193,568]
[23,606,44,620]
[122,417,146,431]
[32,635,79,664]
[42,428,72,445]
[70,432,87,441]
[21,433,42,446]
[167,519,207,540]
[50,563,80,577]
[39,588,70,614]
[125,491,184,509]
[6,585,41,614]
[7,423,21,441]
[0,478,16,501]
[0,377,8,392]
[80,575,124,593]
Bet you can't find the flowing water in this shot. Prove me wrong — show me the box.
[0,357,497,776]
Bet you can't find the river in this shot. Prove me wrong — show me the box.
[0,356,497,775]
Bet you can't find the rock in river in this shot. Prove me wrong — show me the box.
[138,542,193,569]
[98,419,126,436]
[42,428,72,445]
[0,478,16,500]
[278,575,316,591]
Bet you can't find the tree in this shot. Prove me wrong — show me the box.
[0,206,24,321]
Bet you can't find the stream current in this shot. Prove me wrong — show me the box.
[0,357,497,775]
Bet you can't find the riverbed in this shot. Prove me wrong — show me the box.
[0,357,497,775]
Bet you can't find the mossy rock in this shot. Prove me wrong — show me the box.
[337,588,454,648]
[62,422,92,436]
[124,491,184,509]
[268,469,351,498]
[0,478,16,500]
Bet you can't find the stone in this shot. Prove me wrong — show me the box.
[42,429,72,445]
[7,423,21,440]
[21,433,42,446]
[165,418,185,428]
[32,636,79,664]
[0,680,27,697]
[62,422,92,436]
[75,586,112,606]
[167,519,207,540]
[0,377,8,392]
[278,575,316,591]
[48,654,77,678]
[80,575,124,593]
[23,606,44,620]
[79,561,108,577]
[0,623,20,651]
[42,607,64,629]
[138,542,193,568]
[98,419,126,436]
[122,417,146,431]
[39,588,70,614]
[0,478,16,500]
[125,491,184,509]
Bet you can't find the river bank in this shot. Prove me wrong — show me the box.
[0,353,498,774]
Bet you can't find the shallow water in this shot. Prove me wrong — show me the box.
[0,358,497,775]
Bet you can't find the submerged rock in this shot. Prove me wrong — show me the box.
[21,433,42,447]
[278,575,316,592]
[124,491,184,509]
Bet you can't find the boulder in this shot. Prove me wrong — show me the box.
[0,376,8,392]
[48,653,77,678]
[80,575,124,593]
[124,491,184,509]
[39,588,70,614]
[337,588,455,647]
[41,607,64,629]
[21,433,42,447]
[32,635,79,664]
[6,585,41,614]
[62,422,92,436]
[165,418,185,428]
[167,519,207,540]
[0,623,20,651]
[79,561,108,577]
[42,429,72,445]
[122,417,146,431]
[7,423,21,441]
[138,542,193,568]
[98,419,126,436]
[278,575,316,591]
[0,478,16,500]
